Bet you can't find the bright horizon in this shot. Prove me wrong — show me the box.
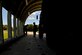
[2,7,41,26]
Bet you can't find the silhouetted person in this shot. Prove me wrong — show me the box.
[33,22,37,37]
[23,25,28,36]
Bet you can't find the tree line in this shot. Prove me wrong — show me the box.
[25,24,39,31]
[3,24,39,31]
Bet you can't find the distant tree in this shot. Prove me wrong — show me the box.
[37,25,39,31]
[3,25,8,30]
[27,24,33,31]
[3,25,14,31]
[25,24,39,31]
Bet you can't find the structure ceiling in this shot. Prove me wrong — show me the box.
[2,0,42,22]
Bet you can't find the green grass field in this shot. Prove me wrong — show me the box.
[3,30,14,41]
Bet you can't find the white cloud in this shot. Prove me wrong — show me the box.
[27,11,41,20]
[27,18,35,20]
[25,11,41,25]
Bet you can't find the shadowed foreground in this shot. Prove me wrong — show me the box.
[0,32,56,55]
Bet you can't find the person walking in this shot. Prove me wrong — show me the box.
[23,24,28,36]
[33,22,37,37]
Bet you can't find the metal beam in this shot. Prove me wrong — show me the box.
[0,0,4,43]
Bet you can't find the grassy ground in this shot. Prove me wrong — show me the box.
[3,30,14,41]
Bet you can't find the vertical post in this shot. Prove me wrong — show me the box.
[21,22,24,35]
[17,19,19,36]
[13,15,16,38]
[39,12,44,39]
[7,11,12,40]
[16,18,17,36]
[19,21,21,36]
[22,23,24,35]
[0,1,4,43]
[20,22,23,35]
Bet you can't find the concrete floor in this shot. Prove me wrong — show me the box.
[0,32,56,55]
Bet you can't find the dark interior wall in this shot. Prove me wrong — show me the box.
[42,0,77,55]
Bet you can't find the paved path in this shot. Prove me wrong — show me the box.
[0,32,56,55]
